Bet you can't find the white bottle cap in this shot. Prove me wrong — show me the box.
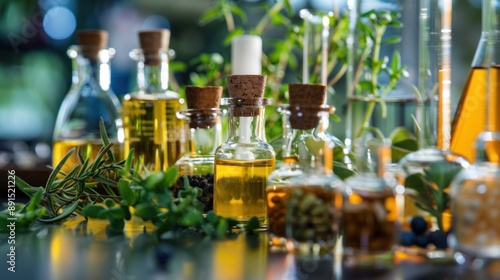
[231,35,262,75]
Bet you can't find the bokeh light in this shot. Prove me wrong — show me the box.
[43,6,76,40]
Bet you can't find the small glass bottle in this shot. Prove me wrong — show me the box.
[214,75,275,228]
[277,84,343,255]
[122,29,185,171]
[172,86,223,213]
[343,134,398,266]
[267,83,333,248]
[53,30,123,174]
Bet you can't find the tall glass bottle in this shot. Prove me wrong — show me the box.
[122,30,184,171]
[450,0,492,163]
[53,30,123,174]
[214,75,275,228]
[283,94,343,255]
[396,0,468,245]
[172,86,223,213]
[450,0,500,267]
[266,83,332,247]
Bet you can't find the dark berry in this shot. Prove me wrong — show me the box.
[400,231,415,246]
[414,234,430,248]
[428,230,448,249]
[410,216,428,235]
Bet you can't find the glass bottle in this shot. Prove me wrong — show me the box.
[53,30,123,174]
[172,86,223,213]
[342,134,398,266]
[122,29,185,171]
[450,0,492,163]
[214,75,275,228]
[396,0,469,250]
[450,0,500,267]
[284,102,343,255]
[266,83,333,248]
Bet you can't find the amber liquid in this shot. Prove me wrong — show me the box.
[450,66,487,162]
[122,97,184,171]
[52,139,122,175]
[214,158,275,225]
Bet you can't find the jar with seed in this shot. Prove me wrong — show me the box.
[172,86,223,213]
[278,84,343,255]
[342,134,398,267]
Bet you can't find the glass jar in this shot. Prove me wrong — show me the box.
[122,29,185,171]
[343,135,398,266]
[214,75,275,228]
[172,86,223,213]
[280,103,343,255]
[53,30,123,174]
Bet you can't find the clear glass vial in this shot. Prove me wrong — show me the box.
[173,86,223,213]
[53,30,123,174]
[214,75,275,228]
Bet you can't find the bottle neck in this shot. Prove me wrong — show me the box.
[137,61,169,92]
[286,109,333,175]
[227,109,267,143]
[74,56,111,91]
[181,110,223,156]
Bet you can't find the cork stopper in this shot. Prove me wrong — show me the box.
[288,83,326,105]
[185,86,223,109]
[138,29,170,65]
[288,83,328,130]
[77,30,108,61]
[227,75,266,117]
[185,86,223,129]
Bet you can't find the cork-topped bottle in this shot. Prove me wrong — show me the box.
[53,30,123,174]
[172,86,223,213]
[273,84,342,254]
[213,75,275,228]
[122,29,185,171]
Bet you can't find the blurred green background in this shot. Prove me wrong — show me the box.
[0,0,482,168]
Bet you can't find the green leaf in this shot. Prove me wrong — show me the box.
[143,171,166,191]
[382,36,401,45]
[38,200,79,223]
[424,162,464,191]
[104,198,115,208]
[46,148,75,192]
[83,204,106,219]
[333,161,356,180]
[134,203,157,221]
[106,207,125,219]
[15,176,40,197]
[405,174,432,201]
[26,188,44,213]
[206,211,218,225]
[118,179,136,206]
[164,167,178,188]
[391,139,419,162]
[389,126,416,144]
[244,216,260,232]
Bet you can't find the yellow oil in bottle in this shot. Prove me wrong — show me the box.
[484,65,500,163]
[450,66,487,163]
[122,96,184,171]
[52,139,122,175]
[214,158,275,225]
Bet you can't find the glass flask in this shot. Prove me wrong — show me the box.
[53,30,123,174]
[172,86,223,213]
[267,83,335,248]
[122,29,185,171]
[284,103,343,255]
[396,0,469,253]
[450,0,494,163]
[342,134,398,266]
[213,75,275,228]
[450,0,500,268]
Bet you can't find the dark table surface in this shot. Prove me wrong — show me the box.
[1,216,499,280]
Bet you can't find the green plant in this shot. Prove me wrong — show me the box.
[351,9,409,139]
[0,120,261,238]
[404,161,464,232]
